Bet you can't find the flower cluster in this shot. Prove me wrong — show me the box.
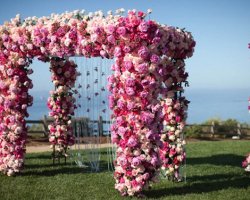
[160,97,188,181]
[0,9,195,196]
[106,11,194,196]
[109,56,163,196]
[242,153,250,172]
[47,58,79,154]
[0,54,33,175]
[154,57,190,181]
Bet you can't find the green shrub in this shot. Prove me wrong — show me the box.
[184,125,203,138]
[28,124,43,131]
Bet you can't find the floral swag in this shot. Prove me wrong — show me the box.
[0,9,195,196]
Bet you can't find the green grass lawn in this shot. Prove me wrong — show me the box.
[0,140,250,200]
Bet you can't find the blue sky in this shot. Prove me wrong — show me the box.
[0,0,249,91]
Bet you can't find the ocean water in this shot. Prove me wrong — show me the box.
[27,89,250,124]
[185,88,250,124]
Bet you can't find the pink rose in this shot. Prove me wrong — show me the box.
[150,54,160,63]
[123,46,131,53]
[141,111,154,124]
[117,126,126,137]
[107,25,115,34]
[132,157,141,167]
[117,99,126,109]
[127,136,138,147]
[107,35,115,44]
[17,58,26,65]
[138,21,149,32]
[124,61,133,71]
[127,101,135,110]
[125,87,135,96]
[7,69,13,76]
[136,63,149,73]
[151,156,159,167]
[114,46,122,57]
[117,27,126,36]
[246,155,250,163]
[242,160,248,168]
[138,46,149,59]
[125,77,135,87]
[169,148,176,157]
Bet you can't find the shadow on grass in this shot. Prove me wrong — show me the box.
[26,154,52,160]
[187,154,244,167]
[145,174,250,198]
[23,160,111,176]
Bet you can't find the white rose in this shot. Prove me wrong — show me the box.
[64,38,71,47]
[169,135,175,141]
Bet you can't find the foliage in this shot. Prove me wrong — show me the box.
[203,118,240,136]
[184,125,203,138]
[28,124,44,132]
[202,117,222,126]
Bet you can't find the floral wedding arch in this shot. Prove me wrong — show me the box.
[0,9,195,196]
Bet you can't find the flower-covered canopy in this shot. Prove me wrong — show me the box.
[0,9,195,196]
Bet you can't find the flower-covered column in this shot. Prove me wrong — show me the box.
[47,57,78,161]
[159,58,189,181]
[109,48,163,196]
[0,54,33,176]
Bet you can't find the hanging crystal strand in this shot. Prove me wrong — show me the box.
[73,57,85,168]
[85,57,91,169]
[89,57,96,171]
[81,57,88,168]
[89,57,94,171]
[106,58,116,172]
[91,57,99,172]
[94,57,100,172]
[105,58,112,172]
